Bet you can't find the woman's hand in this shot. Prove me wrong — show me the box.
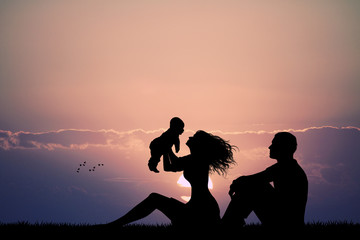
[162,151,173,172]
[163,149,185,172]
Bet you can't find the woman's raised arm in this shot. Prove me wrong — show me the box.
[163,149,185,172]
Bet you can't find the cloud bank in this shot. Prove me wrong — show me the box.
[0,128,160,150]
[0,126,359,224]
[2,126,358,150]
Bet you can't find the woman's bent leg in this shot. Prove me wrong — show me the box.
[109,193,184,226]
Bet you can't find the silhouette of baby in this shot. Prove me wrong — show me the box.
[148,117,184,173]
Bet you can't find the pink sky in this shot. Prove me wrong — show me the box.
[0,1,360,224]
[1,1,359,132]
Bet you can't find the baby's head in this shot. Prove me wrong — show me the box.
[170,117,184,135]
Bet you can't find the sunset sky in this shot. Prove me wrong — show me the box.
[1,0,360,224]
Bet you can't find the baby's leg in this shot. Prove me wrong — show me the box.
[148,148,161,173]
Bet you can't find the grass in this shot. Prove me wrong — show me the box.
[0,221,359,238]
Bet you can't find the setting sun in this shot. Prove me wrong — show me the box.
[177,174,214,202]
[177,174,213,189]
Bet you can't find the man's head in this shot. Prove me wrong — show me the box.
[269,132,297,160]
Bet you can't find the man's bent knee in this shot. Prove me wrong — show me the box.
[148,192,162,200]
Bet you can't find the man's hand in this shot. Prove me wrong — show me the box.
[228,176,249,198]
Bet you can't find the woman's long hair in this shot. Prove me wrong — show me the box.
[193,130,237,175]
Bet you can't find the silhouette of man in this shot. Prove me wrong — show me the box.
[222,132,308,228]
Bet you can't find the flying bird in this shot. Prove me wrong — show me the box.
[76,161,104,173]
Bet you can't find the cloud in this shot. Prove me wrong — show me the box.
[104,177,160,184]
[2,126,360,193]
[2,126,360,189]
[2,126,358,150]
[0,128,164,150]
[0,126,360,223]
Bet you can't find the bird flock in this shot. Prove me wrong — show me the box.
[76,161,104,173]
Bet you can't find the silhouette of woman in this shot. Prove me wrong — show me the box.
[109,130,236,228]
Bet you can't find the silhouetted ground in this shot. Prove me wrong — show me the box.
[0,221,359,239]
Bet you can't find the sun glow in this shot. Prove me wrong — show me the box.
[178,174,214,202]
[177,174,213,189]
[180,196,191,202]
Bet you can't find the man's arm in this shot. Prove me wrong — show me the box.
[229,169,273,198]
